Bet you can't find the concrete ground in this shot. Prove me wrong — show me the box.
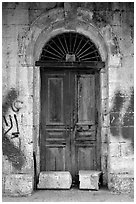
[2,187,134,202]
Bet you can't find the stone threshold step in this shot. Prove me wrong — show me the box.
[79,170,102,190]
[38,170,102,190]
[37,171,72,189]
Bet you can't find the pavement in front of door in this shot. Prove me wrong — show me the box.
[2,187,134,202]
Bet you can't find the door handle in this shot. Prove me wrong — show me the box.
[65,126,69,132]
[65,120,77,130]
[69,125,76,131]
[65,125,76,132]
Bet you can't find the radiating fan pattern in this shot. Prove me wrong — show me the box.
[40,32,101,62]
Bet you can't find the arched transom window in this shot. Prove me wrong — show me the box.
[40,32,101,62]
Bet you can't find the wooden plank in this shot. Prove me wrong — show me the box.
[35,61,105,69]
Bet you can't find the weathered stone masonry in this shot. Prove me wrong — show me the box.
[2,2,134,196]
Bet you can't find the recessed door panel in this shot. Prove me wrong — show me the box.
[76,145,97,171]
[77,74,95,124]
[48,78,63,124]
[45,146,66,171]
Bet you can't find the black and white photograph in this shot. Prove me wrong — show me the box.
[2,0,134,202]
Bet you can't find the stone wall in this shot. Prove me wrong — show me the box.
[2,2,134,195]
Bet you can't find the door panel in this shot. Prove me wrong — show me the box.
[77,74,95,123]
[40,70,72,172]
[45,146,66,171]
[73,73,98,176]
[76,145,97,170]
[48,78,63,123]
[40,69,100,180]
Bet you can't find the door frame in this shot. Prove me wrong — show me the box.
[39,61,104,175]
[33,61,109,187]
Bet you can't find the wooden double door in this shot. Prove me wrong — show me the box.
[40,68,100,183]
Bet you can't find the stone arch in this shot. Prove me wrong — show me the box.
[22,8,111,66]
[21,7,121,186]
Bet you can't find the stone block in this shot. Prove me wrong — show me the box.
[110,126,120,139]
[109,82,121,99]
[29,9,42,25]
[108,55,121,67]
[109,130,133,143]
[4,174,33,196]
[29,2,57,10]
[79,170,101,190]
[120,56,134,86]
[122,112,134,126]
[108,173,134,193]
[3,8,29,25]
[2,25,29,39]
[20,112,33,126]
[38,171,72,189]
[121,126,134,141]
[112,11,122,26]
[120,142,133,157]
[3,2,29,10]
[119,36,133,57]
[109,67,118,83]
[2,2,17,9]
[2,157,12,174]
[109,143,121,157]
[109,91,126,113]
[110,156,134,174]
[121,11,134,27]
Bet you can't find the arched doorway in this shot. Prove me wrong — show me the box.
[36,32,104,185]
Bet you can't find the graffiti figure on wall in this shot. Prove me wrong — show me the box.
[110,87,134,149]
[3,114,20,139]
[2,88,25,170]
[3,99,23,138]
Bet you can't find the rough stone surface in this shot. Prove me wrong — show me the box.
[79,170,101,190]
[38,171,72,189]
[109,156,134,174]
[108,174,134,193]
[3,174,34,196]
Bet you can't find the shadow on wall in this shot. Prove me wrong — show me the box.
[110,87,134,149]
[2,88,25,170]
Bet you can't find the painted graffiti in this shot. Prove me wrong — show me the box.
[3,90,24,138]
[2,88,25,170]
[11,100,23,112]
[110,88,134,146]
[3,114,20,139]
